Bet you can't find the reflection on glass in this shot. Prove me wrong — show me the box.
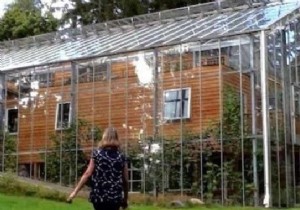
[133,53,154,86]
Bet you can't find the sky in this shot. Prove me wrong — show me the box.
[0,0,297,18]
[0,0,14,17]
[0,0,67,18]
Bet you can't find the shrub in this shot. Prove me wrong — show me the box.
[0,173,67,202]
[128,192,202,208]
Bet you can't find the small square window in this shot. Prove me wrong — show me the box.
[78,62,109,83]
[163,88,191,120]
[128,161,142,192]
[34,72,53,87]
[6,108,18,134]
[55,102,71,130]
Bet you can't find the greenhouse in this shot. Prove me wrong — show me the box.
[1,0,300,207]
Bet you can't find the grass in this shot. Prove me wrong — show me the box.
[0,193,195,210]
[1,193,300,210]
[1,173,300,210]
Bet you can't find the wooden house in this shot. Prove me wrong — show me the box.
[4,52,252,178]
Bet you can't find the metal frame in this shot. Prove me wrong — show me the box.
[0,1,299,71]
[260,30,271,208]
[0,0,265,49]
[1,0,300,208]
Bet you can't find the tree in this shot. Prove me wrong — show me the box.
[62,0,148,28]
[6,0,43,11]
[0,0,58,41]
[149,0,212,12]
[62,0,211,28]
[0,132,17,173]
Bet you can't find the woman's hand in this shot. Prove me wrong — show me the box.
[66,159,95,203]
[67,191,76,203]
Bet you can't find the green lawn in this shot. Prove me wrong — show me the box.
[0,193,299,210]
[0,193,199,210]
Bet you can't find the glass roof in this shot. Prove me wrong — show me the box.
[0,1,299,71]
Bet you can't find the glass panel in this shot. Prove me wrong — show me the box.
[1,2,299,71]
[2,2,300,204]
[294,18,300,205]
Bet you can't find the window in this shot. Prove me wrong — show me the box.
[55,102,71,130]
[6,108,18,133]
[128,161,142,192]
[78,63,109,83]
[34,72,53,87]
[163,88,191,120]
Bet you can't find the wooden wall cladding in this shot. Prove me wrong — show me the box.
[5,56,250,163]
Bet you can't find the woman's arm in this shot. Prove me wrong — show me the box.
[67,158,95,201]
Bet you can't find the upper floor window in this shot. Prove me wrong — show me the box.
[55,102,71,130]
[78,62,109,83]
[34,72,54,87]
[163,88,191,120]
[6,108,18,134]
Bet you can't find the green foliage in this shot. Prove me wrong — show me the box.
[149,0,212,12]
[130,133,201,194]
[62,0,149,28]
[0,173,67,202]
[45,119,102,186]
[202,149,221,203]
[63,0,211,28]
[222,87,243,138]
[0,0,58,41]
[126,85,262,205]
[1,132,17,172]
[201,86,262,205]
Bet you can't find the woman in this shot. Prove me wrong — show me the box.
[67,127,129,210]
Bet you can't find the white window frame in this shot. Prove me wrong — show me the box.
[55,102,71,130]
[34,72,53,87]
[163,87,191,120]
[127,160,142,193]
[6,108,18,134]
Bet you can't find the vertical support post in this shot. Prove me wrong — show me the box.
[160,51,165,196]
[239,36,245,207]
[198,42,204,202]
[250,35,259,207]
[0,73,7,172]
[153,49,159,197]
[218,39,224,205]
[260,30,272,208]
[44,66,50,182]
[153,49,159,144]
[179,46,183,197]
[108,59,112,126]
[29,69,35,179]
[281,28,293,207]
[71,62,78,183]
[273,32,282,207]
[71,62,77,122]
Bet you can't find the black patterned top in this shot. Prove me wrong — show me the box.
[89,148,126,204]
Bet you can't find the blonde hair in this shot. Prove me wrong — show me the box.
[98,127,120,149]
